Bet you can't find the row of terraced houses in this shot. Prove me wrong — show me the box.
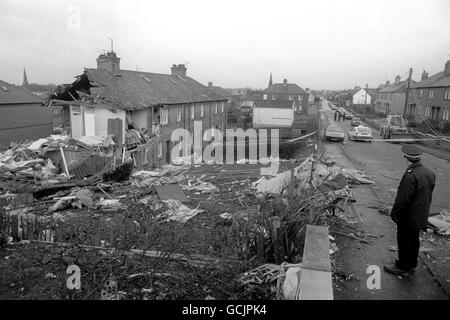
[375,60,450,130]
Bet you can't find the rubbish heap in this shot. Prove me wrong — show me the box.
[219,153,373,267]
[0,134,133,197]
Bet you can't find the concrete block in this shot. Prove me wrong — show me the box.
[298,268,333,300]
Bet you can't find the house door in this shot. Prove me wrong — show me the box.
[83,107,96,136]
[70,105,83,137]
[166,140,171,163]
[107,118,123,145]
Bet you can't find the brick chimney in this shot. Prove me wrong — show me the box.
[283,79,288,85]
[421,70,429,81]
[394,75,401,84]
[444,60,450,77]
[171,64,187,77]
[385,80,390,86]
[208,81,213,88]
[96,51,120,74]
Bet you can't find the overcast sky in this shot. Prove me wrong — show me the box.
[1,0,450,90]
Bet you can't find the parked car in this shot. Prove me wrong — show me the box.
[348,126,373,142]
[324,124,345,142]
[351,117,361,126]
[345,113,354,120]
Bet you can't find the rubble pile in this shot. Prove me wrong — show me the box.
[0,134,132,197]
[218,153,369,268]
[0,141,383,300]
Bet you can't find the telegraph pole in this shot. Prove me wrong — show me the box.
[403,68,413,118]
[364,83,368,119]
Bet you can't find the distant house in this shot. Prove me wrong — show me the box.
[406,61,450,127]
[0,80,52,146]
[352,87,375,105]
[375,75,416,116]
[253,77,312,139]
[261,78,309,114]
[238,100,254,113]
[48,51,228,166]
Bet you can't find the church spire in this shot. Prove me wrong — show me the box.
[269,73,273,87]
[22,68,29,88]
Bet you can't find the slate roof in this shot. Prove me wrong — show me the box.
[0,80,42,105]
[378,80,417,93]
[254,99,297,109]
[412,71,450,88]
[69,68,228,110]
[262,83,307,95]
[208,85,232,98]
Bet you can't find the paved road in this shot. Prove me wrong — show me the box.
[321,100,450,299]
[325,103,450,214]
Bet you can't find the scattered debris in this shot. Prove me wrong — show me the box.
[160,199,205,223]
[238,264,280,285]
[428,209,450,236]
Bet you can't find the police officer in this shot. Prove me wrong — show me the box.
[384,145,436,277]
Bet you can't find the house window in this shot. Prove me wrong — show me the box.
[443,109,449,121]
[419,89,423,98]
[272,94,276,100]
[158,141,163,157]
[444,89,450,100]
[428,90,434,99]
[263,94,268,100]
[425,107,430,117]
[215,102,218,114]
[177,106,182,122]
[221,102,224,113]
[289,94,293,100]
[190,104,195,119]
[298,95,302,101]
[200,104,204,117]
[160,107,168,124]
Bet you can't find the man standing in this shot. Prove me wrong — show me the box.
[334,111,338,121]
[384,145,436,277]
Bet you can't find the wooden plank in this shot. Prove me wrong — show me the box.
[301,225,331,272]
[298,268,333,300]
[152,184,188,203]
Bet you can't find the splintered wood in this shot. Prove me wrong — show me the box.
[238,264,280,285]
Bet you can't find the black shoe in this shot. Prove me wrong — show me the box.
[394,259,416,273]
[383,265,413,277]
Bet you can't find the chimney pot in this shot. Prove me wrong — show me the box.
[208,82,213,88]
[171,64,187,77]
[97,51,121,74]
[421,70,429,81]
[283,79,287,85]
[444,60,450,77]
[395,75,400,84]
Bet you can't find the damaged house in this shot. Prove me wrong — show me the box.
[47,51,228,168]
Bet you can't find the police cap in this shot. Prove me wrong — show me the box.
[401,145,422,159]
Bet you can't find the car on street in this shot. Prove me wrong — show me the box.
[348,126,373,142]
[345,113,354,120]
[351,117,361,126]
[324,124,345,142]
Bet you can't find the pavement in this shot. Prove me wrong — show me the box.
[321,100,450,300]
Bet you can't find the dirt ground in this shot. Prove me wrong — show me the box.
[0,143,317,300]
